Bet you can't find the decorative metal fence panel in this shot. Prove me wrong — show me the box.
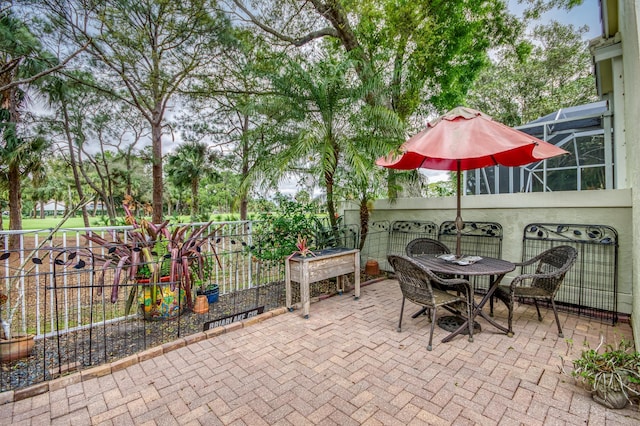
[0,219,382,392]
[522,223,618,323]
[360,221,390,271]
[388,220,439,257]
[438,221,503,293]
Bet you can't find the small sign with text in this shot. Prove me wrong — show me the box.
[203,306,265,331]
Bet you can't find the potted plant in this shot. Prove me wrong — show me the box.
[194,254,219,304]
[564,338,640,409]
[196,283,219,304]
[83,196,222,320]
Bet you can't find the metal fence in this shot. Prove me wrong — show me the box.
[388,221,439,256]
[0,219,375,392]
[360,221,391,271]
[438,221,503,293]
[521,223,619,323]
[0,218,622,392]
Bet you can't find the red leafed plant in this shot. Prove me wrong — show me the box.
[83,195,222,314]
[288,235,316,259]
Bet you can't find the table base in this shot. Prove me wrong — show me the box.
[437,315,481,335]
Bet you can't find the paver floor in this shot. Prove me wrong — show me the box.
[1,279,638,425]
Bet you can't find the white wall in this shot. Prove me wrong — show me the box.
[342,189,633,313]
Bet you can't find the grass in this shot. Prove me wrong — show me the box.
[21,217,90,230]
[19,214,247,231]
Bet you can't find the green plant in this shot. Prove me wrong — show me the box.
[83,196,222,314]
[252,195,320,263]
[192,252,219,292]
[563,337,640,408]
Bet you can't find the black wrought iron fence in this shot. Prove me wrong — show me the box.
[0,219,385,392]
[388,221,439,257]
[360,221,390,271]
[0,218,624,392]
[439,221,503,293]
[521,223,619,323]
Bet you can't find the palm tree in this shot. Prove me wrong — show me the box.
[259,54,401,233]
[0,10,56,247]
[166,141,218,218]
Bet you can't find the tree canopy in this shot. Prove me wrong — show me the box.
[0,0,600,230]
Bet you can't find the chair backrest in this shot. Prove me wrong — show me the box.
[531,245,578,294]
[388,255,439,303]
[405,238,450,258]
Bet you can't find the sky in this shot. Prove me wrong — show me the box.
[509,0,601,39]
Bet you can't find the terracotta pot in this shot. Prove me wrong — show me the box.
[365,260,380,275]
[0,334,35,362]
[193,295,209,314]
[196,284,219,303]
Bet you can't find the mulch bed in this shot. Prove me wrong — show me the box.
[1,272,386,392]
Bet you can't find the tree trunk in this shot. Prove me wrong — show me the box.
[191,178,198,218]
[358,197,369,250]
[324,143,340,231]
[151,114,163,224]
[62,102,90,227]
[325,168,337,229]
[8,162,22,249]
[240,115,250,221]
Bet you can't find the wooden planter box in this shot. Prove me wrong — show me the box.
[285,248,360,319]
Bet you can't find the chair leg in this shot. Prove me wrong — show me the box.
[466,291,474,343]
[427,306,437,351]
[533,299,543,321]
[397,297,406,332]
[550,299,564,338]
[507,295,515,337]
[489,295,494,317]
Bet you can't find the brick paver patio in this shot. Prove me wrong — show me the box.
[1,278,638,425]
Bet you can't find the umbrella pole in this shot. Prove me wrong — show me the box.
[455,161,463,257]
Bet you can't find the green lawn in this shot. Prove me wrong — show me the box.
[21,216,91,230]
[19,214,244,230]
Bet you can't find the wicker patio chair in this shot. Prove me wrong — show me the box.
[492,245,578,338]
[388,255,474,350]
[405,237,451,258]
[405,237,455,318]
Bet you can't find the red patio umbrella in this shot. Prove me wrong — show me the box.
[376,107,568,257]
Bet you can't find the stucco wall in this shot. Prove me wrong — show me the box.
[342,189,633,314]
[619,0,640,346]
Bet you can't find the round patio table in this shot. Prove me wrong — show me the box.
[413,255,515,342]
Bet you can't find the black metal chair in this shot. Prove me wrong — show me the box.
[388,255,474,351]
[405,237,451,258]
[492,245,578,337]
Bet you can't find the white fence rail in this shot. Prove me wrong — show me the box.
[0,221,267,338]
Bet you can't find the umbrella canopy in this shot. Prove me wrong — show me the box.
[376,106,568,256]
